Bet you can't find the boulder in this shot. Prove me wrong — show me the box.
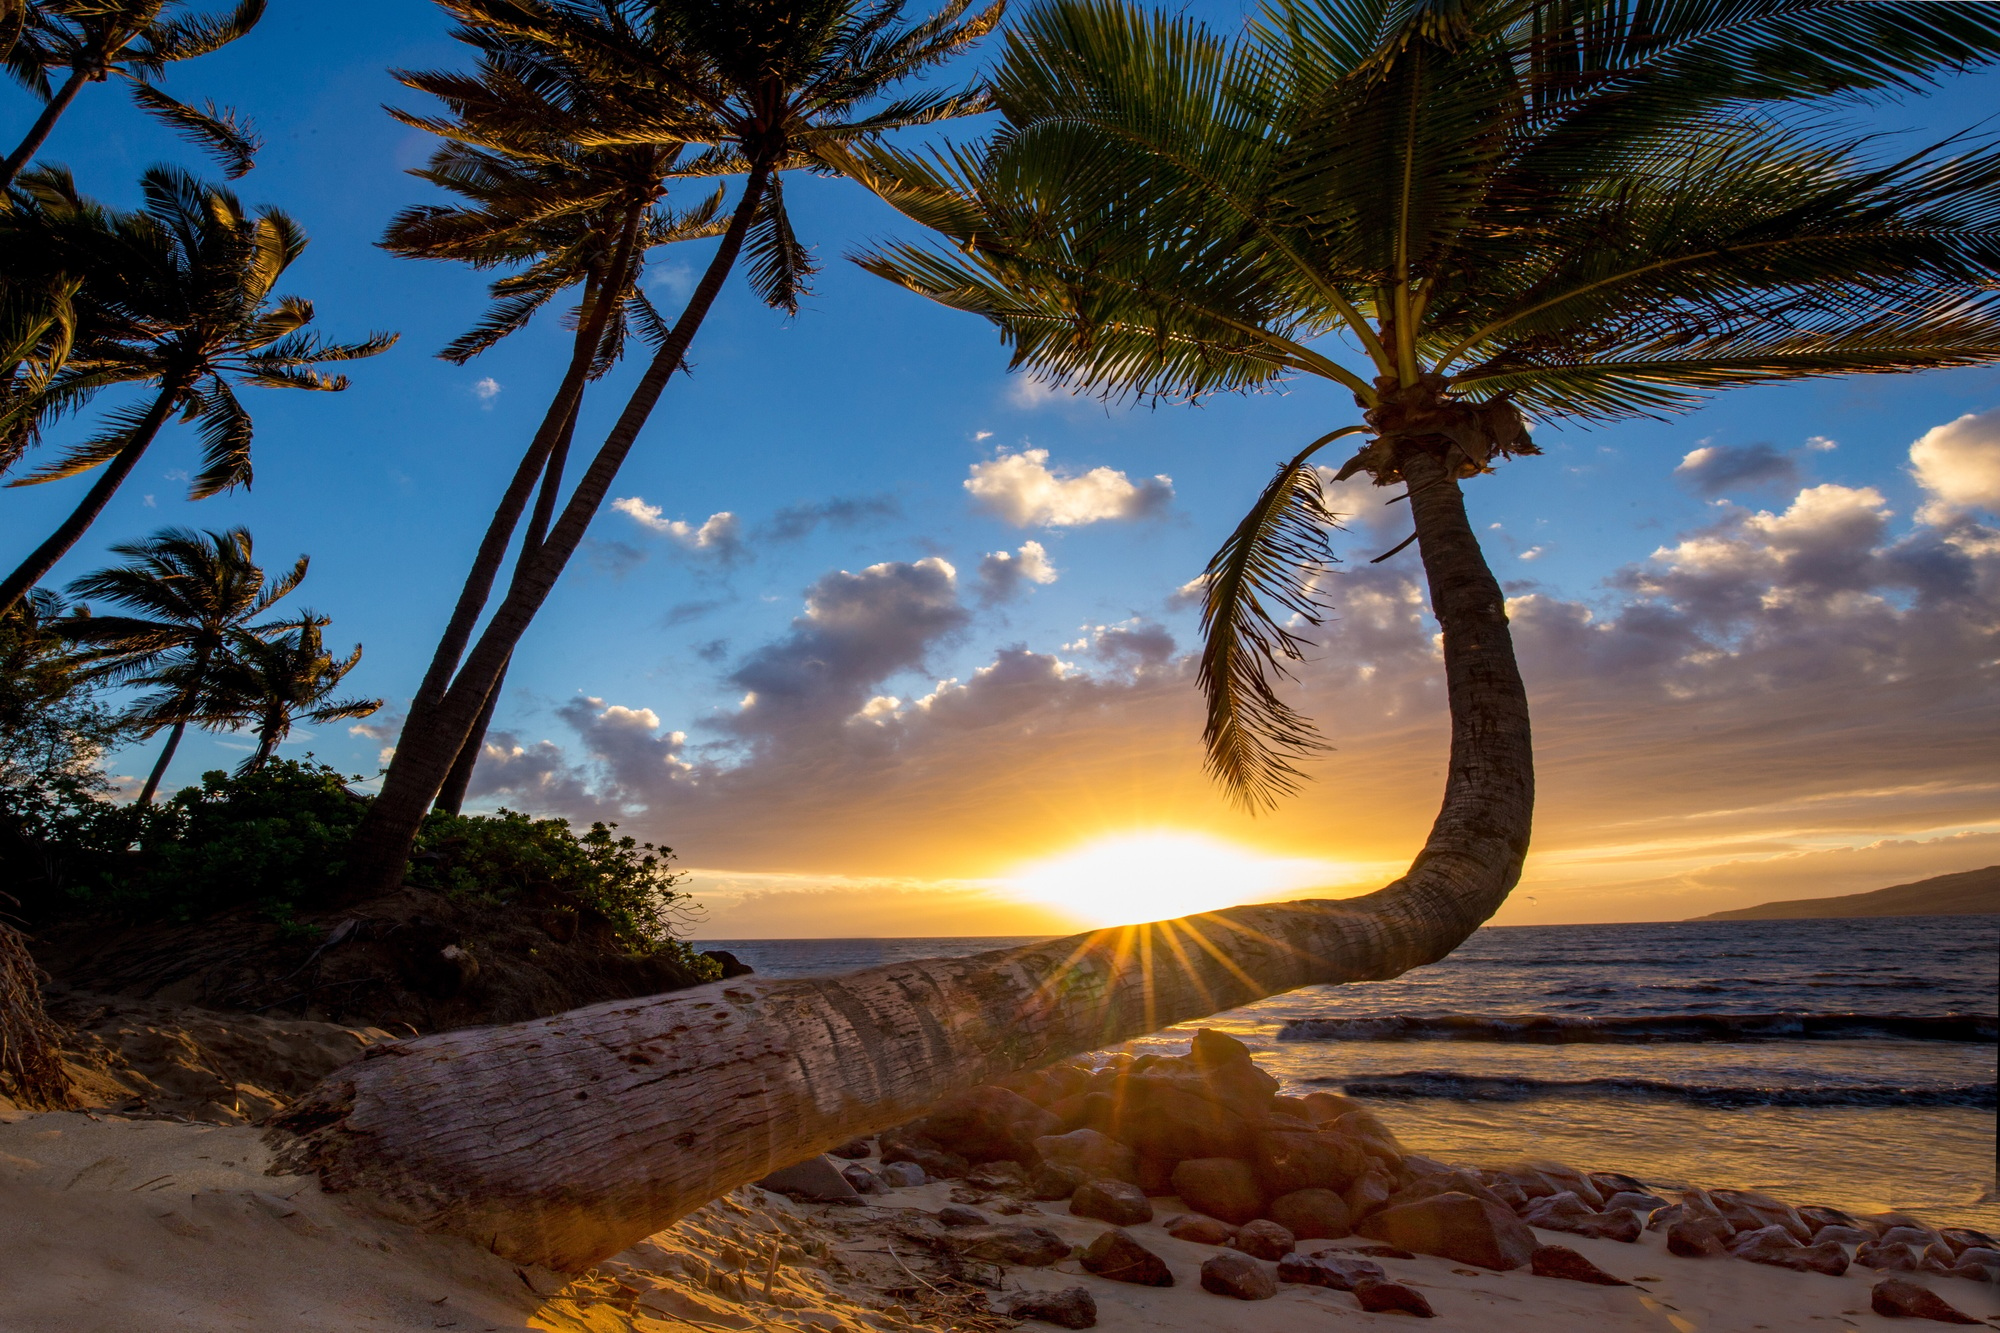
[1862,1241,1929,1272]
[1799,1205,1860,1232]
[1353,1278,1436,1317]
[1004,1286,1098,1329]
[828,1139,873,1159]
[1950,1248,2000,1283]
[1531,1244,1628,1285]
[1200,1252,1276,1300]
[1521,1194,1644,1244]
[943,1225,1070,1267]
[1731,1225,1848,1276]
[965,1160,1029,1191]
[1521,1192,1597,1228]
[938,1205,988,1228]
[1667,1218,1731,1258]
[1270,1188,1353,1240]
[1940,1228,1997,1255]
[1034,1129,1139,1185]
[1812,1225,1873,1248]
[1047,1091,1113,1135]
[1071,1179,1153,1227]
[756,1156,858,1201]
[1588,1171,1649,1198]
[1479,1173,1531,1210]
[1529,1164,1605,1209]
[879,1131,967,1181]
[1001,1063,1095,1108]
[909,1087,1060,1164]
[1921,1244,1963,1275]
[1711,1189,1812,1243]
[841,1165,889,1195]
[1080,1229,1175,1286]
[1270,1095,1316,1119]
[878,1160,928,1189]
[1134,1155,1178,1197]
[1871,1277,1980,1323]
[1603,1190,1669,1215]
[1172,1158,1266,1226]
[1880,1226,1942,1250]
[1165,1214,1236,1245]
[1189,1028,1255,1068]
[1103,1078,1267,1160]
[1276,1251,1384,1290]
[1394,1171,1511,1213]
[1028,1162,1086,1200]
[1297,1091,1367,1125]
[1344,1167,1395,1221]
[1230,1219,1296,1260]
[1358,1191,1537,1271]
[1253,1129,1370,1196]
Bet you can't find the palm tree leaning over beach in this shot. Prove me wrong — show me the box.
[271,0,2000,1272]
[0,166,395,617]
[60,525,304,804]
[213,612,379,772]
[337,0,1002,899]
[1,0,265,188]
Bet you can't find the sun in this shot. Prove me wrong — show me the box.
[1006,830,1352,929]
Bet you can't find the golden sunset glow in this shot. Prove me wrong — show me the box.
[1006,830,1357,928]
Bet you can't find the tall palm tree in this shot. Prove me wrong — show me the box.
[339,0,1001,897]
[60,525,303,804]
[1,0,264,188]
[211,612,379,771]
[0,166,396,616]
[267,0,2000,1270]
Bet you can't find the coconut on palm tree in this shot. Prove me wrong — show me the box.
[338,0,1002,898]
[0,166,396,616]
[209,612,378,771]
[273,0,2000,1272]
[60,525,305,804]
[1,0,264,188]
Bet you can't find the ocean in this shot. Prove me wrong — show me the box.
[698,915,1999,1231]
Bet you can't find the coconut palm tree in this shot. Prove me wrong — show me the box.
[270,0,2000,1271]
[1,0,264,188]
[339,0,1002,897]
[0,166,396,616]
[59,525,303,804]
[210,612,379,771]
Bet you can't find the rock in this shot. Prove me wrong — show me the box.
[1813,1225,1873,1248]
[842,1165,889,1195]
[699,948,753,977]
[1028,1162,1086,1201]
[1004,1286,1098,1329]
[1071,1179,1153,1227]
[1521,1192,1596,1227]
[1588,1171,1648,1198]
[1034,1129,1139,1185]
[1253,1129,1370,1196]
[1134,1155,1177,1196]
[943,1225,1070,1267]
[1860,1241,1926,1272]
[1353,1278,1436,1317]
[878,1160,928,1189]
[1165,1214,1236,1245]
[1171,1158,1265,1226]
[1342,1241,1418,1259]
[1344,1167,1395,1221]
[1103,1078,1267,1160]
[1001,1063,1095,1108]
[1667,1218,1732,1258]
[1871,1277,1980,1323]
[1530,1164,1606,1209]
[1190,1028,1255,1068]
[828,1139,872,1159]
[1270,1188,1353,1240]
[966,1159,1028,1190]
[1882,1226,1944,1249]
[909,1087,1060,1164]
[1271,1095,1315,1119]
[1603,1190,1669,1215]
[1394,1170,1511,1213]
[1230,1219,1296,1260]
[1712,1189,1812,1243]
[1047,1091,1112,1135]
[1521,1193,1643,1244]
[1941,1228,1997,1255]
[1921,1244,1963,1275]
[1731,1225,1849,1276]
[1358,1191,1537,1271]
[1079,1228,1174,1286]
[1800,1205,1861,1232]
[757,1156,859,1201]
[879,1132,967,1181]
[938,1205,988,1228]
[1277,1251,1384,1289]
[1298,1090,1367,1124]
[1531,1244,1628,1285]
[1200,1251,1277,1300]
[1480,1173,1531,1210]
[1950,1248,2000,1283]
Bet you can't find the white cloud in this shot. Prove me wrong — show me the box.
[973,430,994,442]
[142,494,156,507]
[1007,376,1066,409]
[1910,407,2000,524]
[1519,546,1545,561]
[965,448,1172,527]
[612,497,745,562]
[977,540,1059,603]
[474,377,502,407]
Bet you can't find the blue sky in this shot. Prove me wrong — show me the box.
[6,1,1999,933]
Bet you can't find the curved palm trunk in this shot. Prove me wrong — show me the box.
[272,443,1532,1272]
[135,719,186,807]
[0,69,88,189]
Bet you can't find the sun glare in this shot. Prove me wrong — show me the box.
[1007,831,1351,928]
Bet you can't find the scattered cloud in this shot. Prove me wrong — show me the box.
[663,598,727,628]
[762,495,901,542]
[1910,406,2000,524]
[142,495,156,507]
[473,377,502,408]
[965,447,1172,527]
[976,540,1058,603]
[973,430,994,442]
[612,497,746,563]
[349,709,405,767]
[647,262,695,299]
[1519,546,1545,561]
[1674,441,1804,496]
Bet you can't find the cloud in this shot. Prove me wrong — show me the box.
[473,377,501,408]
[976,540,1059,603]
[663,598,727,627]
[612,497,746,563]
[349,709,405,767]
[965,448,1173,527]
[1674,441,1804,496]
[1910,407,2000,523]
[762,495,901,542]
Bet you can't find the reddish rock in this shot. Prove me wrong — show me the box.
[1711,1189,1812,1243]
[1190,1028,1255,1067]
[1812,1224,1873,1248]
[1353,1278,1436,1317]
[910,1088,1060,1165]
[1071,1179,1153,1227]
[1298,1091,1367,1125]
[1520,1191,1595,1228]
[1028,1162,1086,1201]
[1357,1191,1537,1271]
[879,1130,970,1180]
[1046,1091,1112,1135]
[1080,1229,1174,1286]
[1521,1194,1644,1244]
[1277,1251,1384,1290]
[1950,1248,2000,1283]
[842,1165,889,1195]
[1860,1240,1927,1272]
[1882,1226,1944,1249]
[1253,1129,1370,1196]
[1172,1158,1265,1226]
[1731,1225,1849,1276]
[1001,1063,1094,1108]
[1270,1095,1316,1119]
[965,1160,1028,1190]
[1102,1080,1266,1161]
[1667,1218,1731,1258]
[1479,1173,1531,1210]
[1165,1214,1236,1245]
[1230,1219,1296,1260]
[1871,1277,1980,1323]
[1035,1129,1139,1185]
[1529,1164,1606,1209]
[1531,1244,1628,1285]
[1200,1251,1277,1300]
[1270,1188,1352,1240]
[828,1139,872,1159]
[938,1205,989,1227]
[1344,1167,1395,1221]
[1265,1112,1318,1132]
[944,1225,1070,1266]
[1940,1227,1996,1253]
[1134,1154,1178,1196]
[1004,1286,1098,1329]
[1392,1171,1512,1213]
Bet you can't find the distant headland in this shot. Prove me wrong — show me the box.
[1695,865,2000,921]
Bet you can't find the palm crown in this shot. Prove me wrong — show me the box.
[213,612,378,772]
[851,0,2000,807]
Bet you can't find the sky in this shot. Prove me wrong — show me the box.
[5,1,1999,936]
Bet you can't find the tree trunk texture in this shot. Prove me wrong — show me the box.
[0,69,88,189]
[271,442,1532,1272]
[135,719,186,807]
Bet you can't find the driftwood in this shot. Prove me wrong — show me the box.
[0,921,73,1110]
[269,449,1533,1270]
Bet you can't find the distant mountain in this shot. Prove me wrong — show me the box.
[1695,865,2000,920]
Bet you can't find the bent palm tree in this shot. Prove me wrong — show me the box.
[60,525,304,804]
[270,0,2000,1270]
[0,166,396,616]
[1,0,264,188]
[211,612,378,770]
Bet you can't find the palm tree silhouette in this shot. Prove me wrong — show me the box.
[212,612,379,771]
[61,524,303,804]
[0,166,396,615]
[2,0,266,188]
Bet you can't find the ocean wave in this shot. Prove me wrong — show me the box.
[1275,1012,1999,1044]
[1316,1071,1999,1109]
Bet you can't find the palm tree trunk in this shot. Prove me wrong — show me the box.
[0,68,88,189]
[431,669,498,815]
[339,166,773,900]
[0,377,183,616]
[273,442,1533,1272]
[135,719,186,807]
